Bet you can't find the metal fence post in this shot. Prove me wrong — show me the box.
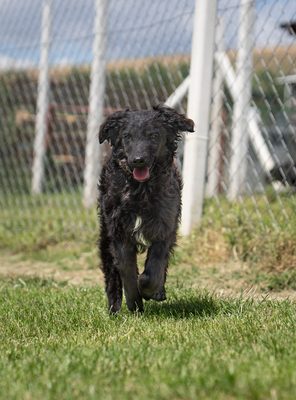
[83,0,108,208]
[181,0,218,236]
[32,2,51,194]
[205,17,225,199]
[229,0,255,201]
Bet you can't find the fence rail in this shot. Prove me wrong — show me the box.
[0,0,296,240]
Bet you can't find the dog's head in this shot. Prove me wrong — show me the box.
[99,104,194,182]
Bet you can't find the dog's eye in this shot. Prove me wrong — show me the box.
[150,134,156,139]
[125,134,131,140]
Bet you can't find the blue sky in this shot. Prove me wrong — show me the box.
[0,0,295,70]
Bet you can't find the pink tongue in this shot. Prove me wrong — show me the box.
[133,167,149,181]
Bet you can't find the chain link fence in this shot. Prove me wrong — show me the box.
[208,0,296,234]
[0,0,295,242]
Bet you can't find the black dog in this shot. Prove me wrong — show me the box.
[98,104,194,313]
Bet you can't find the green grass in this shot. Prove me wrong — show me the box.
[0,189,97,252]
[1,187,296,257]
[1,189,296,399]
[1,277,296,400]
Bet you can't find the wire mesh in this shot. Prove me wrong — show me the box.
[0,0,295,240]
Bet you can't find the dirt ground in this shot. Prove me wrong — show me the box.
[1,250,295,302]
[0,251,105,286]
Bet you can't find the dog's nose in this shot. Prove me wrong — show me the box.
[132,157,145,167]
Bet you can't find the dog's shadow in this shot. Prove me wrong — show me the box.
[143,290,228,320]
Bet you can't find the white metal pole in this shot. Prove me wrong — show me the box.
[205,17,225,198]
[181,0,218,236]
[165,76,190,109]
[229,0,255,201]
[83,0,108,208]
[32,2,51,194]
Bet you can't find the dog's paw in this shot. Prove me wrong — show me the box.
[151,287,166,302]
[138,273,166,301]
[108,300,122,314]
[126,297,144,313]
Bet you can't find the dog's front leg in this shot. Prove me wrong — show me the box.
[115,244,144,312]
[137,241,169,301]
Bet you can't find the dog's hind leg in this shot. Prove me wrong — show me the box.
[103,263,123,313]
[137,241,170,302]
[99,225,123,313]
[115,244,144,312]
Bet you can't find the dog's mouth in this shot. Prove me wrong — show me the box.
[133,166,150,182]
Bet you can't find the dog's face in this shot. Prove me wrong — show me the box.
[99,104,194,182]
[120,112,170,182]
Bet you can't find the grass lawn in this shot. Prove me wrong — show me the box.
[1,278,296,400]
[1,189,296,399]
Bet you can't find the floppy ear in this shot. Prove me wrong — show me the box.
[153,103,195,140]
[98,110,127,147]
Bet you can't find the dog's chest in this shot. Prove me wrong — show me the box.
[132,215,151,247]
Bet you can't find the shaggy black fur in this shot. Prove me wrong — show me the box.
[98,104,194,313]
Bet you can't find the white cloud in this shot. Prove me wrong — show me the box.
[0,55,35,71]
[57,57,74,67]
